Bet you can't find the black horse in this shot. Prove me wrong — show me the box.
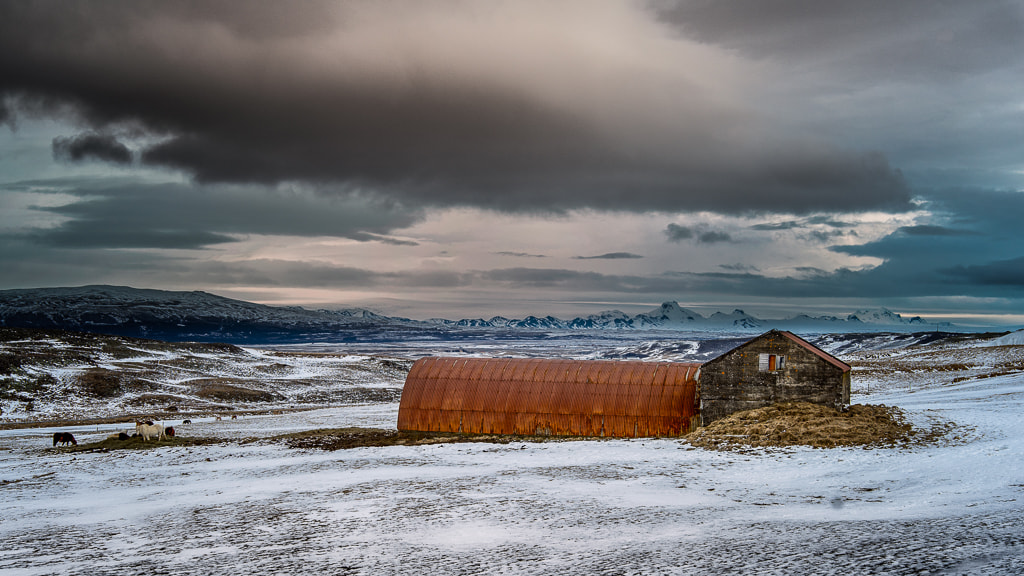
[52,432,77,447]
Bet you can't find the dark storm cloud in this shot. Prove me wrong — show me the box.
[573,252,643,260]
[943,256,1024,287]
[52,132,133,165]
[896,225,979,237]
[816,188,1024,301]
[0,1,913,215]
[13,177,423,249]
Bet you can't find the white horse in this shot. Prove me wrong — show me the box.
[135,421,166,441]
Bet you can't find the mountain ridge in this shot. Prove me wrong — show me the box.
[0,285,955,343]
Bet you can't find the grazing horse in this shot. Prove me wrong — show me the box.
[181,419,192,425]
[134,421,166,441]
[165,426,175,437]
[52,432,77,447]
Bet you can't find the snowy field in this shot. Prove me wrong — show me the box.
[2,337,1024,575]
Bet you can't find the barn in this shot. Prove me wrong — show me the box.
[397,330,850,438]
[698,330,851,426]
[398,357,701,438]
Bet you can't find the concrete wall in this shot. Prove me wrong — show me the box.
[698,331,850,426]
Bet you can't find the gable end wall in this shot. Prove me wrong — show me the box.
[698,332,850,426]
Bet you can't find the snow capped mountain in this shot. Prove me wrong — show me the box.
[846,308,928,325]
[637,301,705,324]
[0,286,965,343]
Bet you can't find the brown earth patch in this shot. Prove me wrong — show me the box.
[125,393,188,406]
[192,380,284,402]
[77,368,123,398]
[684,401,935,450]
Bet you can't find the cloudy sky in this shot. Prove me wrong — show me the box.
[1,1,1023,326]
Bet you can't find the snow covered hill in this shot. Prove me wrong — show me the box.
[0,327,410,421]
[0,285,425,343]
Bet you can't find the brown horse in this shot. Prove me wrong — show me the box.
[52,432,77,447]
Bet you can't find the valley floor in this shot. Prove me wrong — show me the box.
[2,339,1024,575]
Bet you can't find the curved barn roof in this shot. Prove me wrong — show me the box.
[398,357,701,438]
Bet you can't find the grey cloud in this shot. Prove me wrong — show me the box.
[719,263,759,272]
[665,224,695,241]
[0,1,912,215]
[495,252,547,258]
[656,1,1024,82]
[666,223,734,244]
[15,177,423,249]
[805,229,850,243]
[751,216,857,231]
[52,132,132,165]
[347,232,419,246]
[480,268,638,291]
[573,252,643,260]
[750,221,800,231]
[697,231,732,244]
[805,216,857,228]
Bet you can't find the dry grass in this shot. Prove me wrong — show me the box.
[276,428,551,450]
[56,434,222,453]
[684,401,923,450]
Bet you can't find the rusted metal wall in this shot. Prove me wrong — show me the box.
[398,357,701,438]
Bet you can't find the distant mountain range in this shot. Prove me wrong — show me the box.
[425,301,947,332]
[0,285,954,344]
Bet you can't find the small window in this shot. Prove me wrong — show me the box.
[759,353,785,372]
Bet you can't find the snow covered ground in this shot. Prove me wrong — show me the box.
[2,338,1023,575]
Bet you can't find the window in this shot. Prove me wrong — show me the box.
[759,353,785,372]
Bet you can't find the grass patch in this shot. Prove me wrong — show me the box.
[684,401,942,450]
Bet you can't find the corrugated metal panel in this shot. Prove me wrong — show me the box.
[399,357,700,438]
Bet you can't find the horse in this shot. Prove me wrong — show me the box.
[181,419,192,425]
[52,432,77,447]
[165,426,175,437]
[135,421,166,441]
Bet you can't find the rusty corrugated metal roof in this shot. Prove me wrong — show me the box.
[777,330,851,372]
[398,357,701,438]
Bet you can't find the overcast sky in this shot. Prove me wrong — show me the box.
[1,1,1023,326]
